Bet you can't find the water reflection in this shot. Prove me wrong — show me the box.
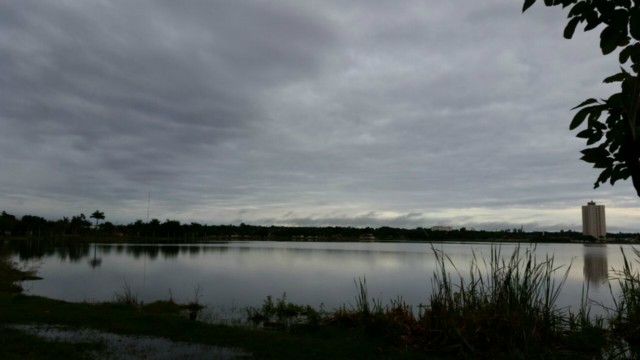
[88,244,102,269]
[6,240,400,263]
[7,239,91,263]
[583,245,608,289]
[3,240,633,314]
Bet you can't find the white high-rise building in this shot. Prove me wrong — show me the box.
[582,201,606,238]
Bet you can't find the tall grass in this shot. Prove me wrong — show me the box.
[324,245,612,358]
[328,279,420,349]
[607,247,640,358]
[113,280,140,306]
[424,245,572,356]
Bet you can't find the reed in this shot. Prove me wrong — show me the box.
[325,245,610,357]
[423,245,573,356]
[113,280,140,306]
[607,247,640,358]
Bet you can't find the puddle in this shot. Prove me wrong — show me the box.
[9,324,250,359]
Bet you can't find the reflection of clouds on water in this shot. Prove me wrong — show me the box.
[583,245,608,289]
[9,240,629,314]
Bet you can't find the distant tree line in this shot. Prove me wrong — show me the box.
[0,210,635,242]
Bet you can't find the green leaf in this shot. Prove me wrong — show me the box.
[586,131,604,145]
[587,108,603,124]
[593,160,609,168]
[576,129,591,138]
[607,93,624,108]
[613,0,631,9]
[584,10,601,31]
[619,44,633,63]
[600,25,623,55]
[571,98,599,110]
[595,167,612,188]
[609,140,622,154]
[610,9,629,31]
[523,0,536,12]
[591,120,606,131]
[571,107,593,130]
[609,166,631,185]
[603,71,629,83]
[564,17,581,39]
[580,146,609,163]
[595,1,615,17]
[621,77,636,108]
[618,0,631,7]
[568,2,586,17]
[631,11,640,41]
[620,168,631,180]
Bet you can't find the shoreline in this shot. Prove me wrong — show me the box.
[3,235,639,245]
[2,242,640,359]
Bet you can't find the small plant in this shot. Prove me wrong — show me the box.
[327,279,421,349]
[352,277,383,316]
[113,280,140,306]
[186,284,204,320]
[247,293,323,329]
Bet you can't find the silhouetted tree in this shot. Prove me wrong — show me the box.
[90,210,105,227]
[149,218,160,239]
[0,211,17,235]
[70,214,91,235]
[523,0,640,196]
[19,215,48,237]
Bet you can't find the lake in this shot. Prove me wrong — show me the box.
[6,240,636,317]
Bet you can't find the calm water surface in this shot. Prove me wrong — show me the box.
[7,241,636,315]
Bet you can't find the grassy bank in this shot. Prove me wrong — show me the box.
[0,249,423,359]
[2,245,640,359]
[245,246,640,359]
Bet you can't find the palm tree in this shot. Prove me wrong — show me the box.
[90,210,105,228]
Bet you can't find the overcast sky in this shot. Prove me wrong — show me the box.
[1,0,638,232]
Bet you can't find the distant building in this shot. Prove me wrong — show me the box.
[431,226,453,232]
[582,201,606,238]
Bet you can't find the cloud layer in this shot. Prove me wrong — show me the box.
[1,0,637,231]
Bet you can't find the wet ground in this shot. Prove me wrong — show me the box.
[9,324,250,359]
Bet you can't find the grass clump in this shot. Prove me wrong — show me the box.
[326,246,608,359]
[113,280,141,306]
[247,293,324,330]
[327,278,421,349]
[423,245,573,357]
[607,247,640,358]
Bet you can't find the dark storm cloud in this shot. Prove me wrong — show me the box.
[1,0,638,230]
[0,0,337,209]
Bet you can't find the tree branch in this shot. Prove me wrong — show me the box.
[623,122,640,197]
[629,72,640,141]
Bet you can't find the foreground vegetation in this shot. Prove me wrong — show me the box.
[244,246,640,359]
[2,244,640,359]
[0,246,424,359]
